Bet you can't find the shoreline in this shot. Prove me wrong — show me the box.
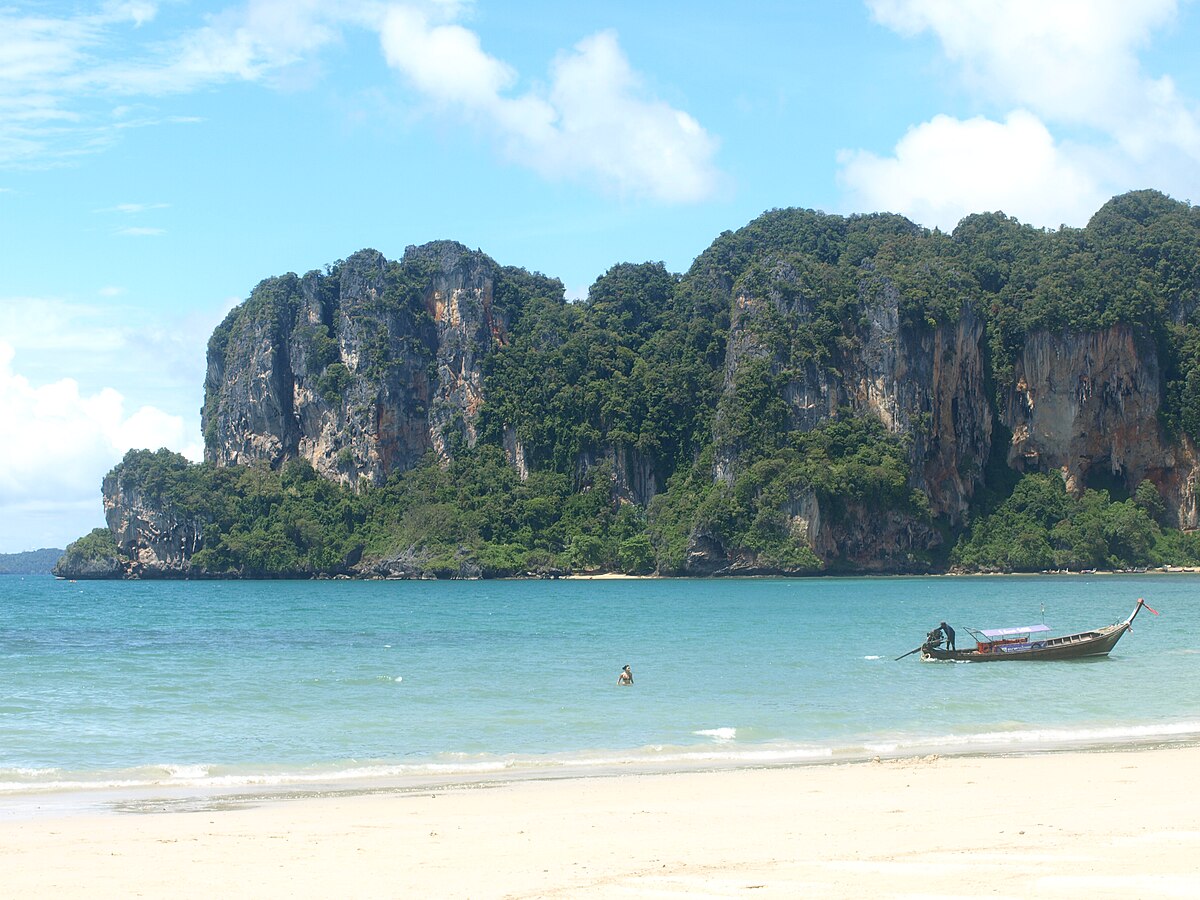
[4,744,1199,897]
[6,726,1198,820]
[40,566,1200,583]
[41,563,1200,581]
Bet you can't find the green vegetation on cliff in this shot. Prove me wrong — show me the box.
[54,529,122,578]
[952,474,1200,572]
[100,447,657,578]
[951,192,1200,432]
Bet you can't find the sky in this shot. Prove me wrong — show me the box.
[2,0,1199,553]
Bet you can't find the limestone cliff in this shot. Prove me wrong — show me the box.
[696,256,991,573]
[101,465,203,577]
[203,242,547,488]
[1004,325,1199,528]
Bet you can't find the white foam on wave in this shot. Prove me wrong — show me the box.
[6,719,1199,799]
[694,727,736,741]
[861,719,1200,758]
[6,767,60,777]
[863,655,882,660]
[0,741,840,796]
[0,778,149,794]
[159,764,211,780]
[0,758,521,795]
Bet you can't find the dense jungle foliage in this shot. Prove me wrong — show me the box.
[952,474,1200,572]
[62,190,1200,577]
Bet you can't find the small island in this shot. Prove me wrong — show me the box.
[58,191,1200,580]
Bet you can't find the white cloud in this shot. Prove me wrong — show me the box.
[0,297,127,355]
[0,2,359,166]
[1,2,718,201]
[380,7,516,108]
[0,9,108,165]
[113,0,340,92]
[848,0,1200,226]
[866,0,1190,148]
[539,31,717,202]
[0,340,199,550]
[838,111,1103,230]
[105,1,160,28]
[102,201,169,213]
[0,294,210,449]
[379,12,719,202]
[116,225,165,236]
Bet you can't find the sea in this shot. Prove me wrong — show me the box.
[1,573,1197,815]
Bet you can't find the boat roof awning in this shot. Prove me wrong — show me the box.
[978,624,1052,637]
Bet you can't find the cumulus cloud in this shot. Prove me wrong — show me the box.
[0,340,199,551]
[838,111,1103,230]
[2,2,718,201]
[379,11,719,202]
[847,0,1200,228]
[0,295,210,449]
[866,0,1193,150]
[380,7,516,107]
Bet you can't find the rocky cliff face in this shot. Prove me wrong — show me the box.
[850,272,993,523]
[101,466,204,577]
[698,259,991,572]
[1004,325,1199,528]
[203,242,523,488]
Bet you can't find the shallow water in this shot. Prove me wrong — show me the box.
[1,574,1197,801]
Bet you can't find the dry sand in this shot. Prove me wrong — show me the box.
[3,746,1199,898]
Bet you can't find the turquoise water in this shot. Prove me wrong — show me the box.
[1,574,1197,802]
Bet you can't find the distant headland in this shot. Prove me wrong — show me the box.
[1,549,65,576]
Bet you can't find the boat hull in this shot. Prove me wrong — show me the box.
[921,623,1130,662]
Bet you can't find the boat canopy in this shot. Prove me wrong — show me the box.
[978,624,1052,637]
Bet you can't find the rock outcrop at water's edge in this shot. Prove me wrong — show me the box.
[101,464,204,578]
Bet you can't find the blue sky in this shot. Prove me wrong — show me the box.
[2,0,1199,552]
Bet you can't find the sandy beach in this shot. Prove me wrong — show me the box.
[4,746,1199,898]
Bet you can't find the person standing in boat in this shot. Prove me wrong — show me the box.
[939,621,956,651]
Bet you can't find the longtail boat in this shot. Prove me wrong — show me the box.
[901,598,1158,662]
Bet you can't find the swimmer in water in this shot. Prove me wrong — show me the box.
[617,664,633,686]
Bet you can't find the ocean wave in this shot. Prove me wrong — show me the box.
[0,743,837,797]
[859,719,1200,757]
[693,727,736,741]
[4,720,1199,799]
